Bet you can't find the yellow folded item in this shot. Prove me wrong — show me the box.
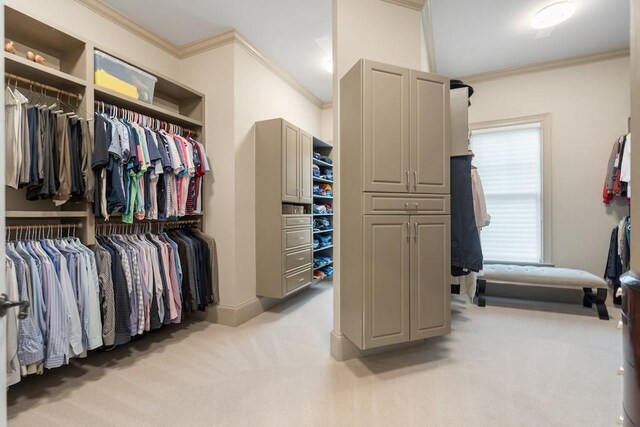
[95,69,139,100]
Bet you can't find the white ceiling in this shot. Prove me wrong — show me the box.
[429,0,630,78]
[102,0,333,103]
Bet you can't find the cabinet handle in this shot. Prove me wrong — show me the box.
[406,171,410,190]
[413,171,417,190]
[298,278,306,282]
[296,257,305,261]
[414,222,418,240]
[404,203,419,210]
[406,222,410,241]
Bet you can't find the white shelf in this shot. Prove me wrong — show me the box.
[313,177,333,184]
[94,86,204,128]
[6,210,88,218]
[314,245,334,252]
[5,53,87,91]
[313,229,334,234]
[313,158,333,168]
[313,261,333,271]
[313,195,333,200]
[313,213,333,216]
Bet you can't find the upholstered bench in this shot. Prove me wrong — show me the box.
[477,265,609,320]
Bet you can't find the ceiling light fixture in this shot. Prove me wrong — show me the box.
[531,1,575,29]
[325,59,333,74]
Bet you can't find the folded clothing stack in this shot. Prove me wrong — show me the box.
[313,266,334,279]
[314,256,333,269]
[313,165,321,177]
[313,234,332,249]
[320,169,333,181]
[313,183,333,196]
[313,217,331,231]
[313,203,333,214]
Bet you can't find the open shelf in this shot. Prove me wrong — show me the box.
[314,245,334,252]
[95,86,204,128]
[313,195,333,200]
[313,229,334,234]
[313,158,333,168]
[313,261,333,271]
[313,213,333,217]
[5,53,87,91]
[313,177,333,184]
[6,210,88,218]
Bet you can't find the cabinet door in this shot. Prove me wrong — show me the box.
[363,215,411,349]
[363,61,410,193]
[410,215,450,340]
[299,131,313,203]
[282,121,300,203]
[410,71,450,194]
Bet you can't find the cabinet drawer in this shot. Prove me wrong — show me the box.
[282,215,312,229]
[363,194,450,214]
[283,247,312,273]
[282,228,312,251]
[284,267,312,294]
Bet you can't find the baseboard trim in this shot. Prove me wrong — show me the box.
[330,330,425,361]
[201,296,281,327]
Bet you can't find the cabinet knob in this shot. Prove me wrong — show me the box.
[617,366,624,376]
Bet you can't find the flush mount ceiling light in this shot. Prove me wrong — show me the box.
[531,1,576,29]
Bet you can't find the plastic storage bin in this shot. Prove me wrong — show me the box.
[94,50,157,103]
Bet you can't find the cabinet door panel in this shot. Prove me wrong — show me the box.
[363,62,410,193]
[410,71,449,194]
[364,215,410,348]
[300,131,313,203]
[410,215,450,340]
[282,121,300,203]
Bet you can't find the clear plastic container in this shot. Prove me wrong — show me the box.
[94,50,157,103]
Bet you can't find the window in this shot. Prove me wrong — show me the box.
[470,122,544,263]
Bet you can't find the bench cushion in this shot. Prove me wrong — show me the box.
[481,265,607,289]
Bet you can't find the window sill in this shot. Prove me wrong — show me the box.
[484,260,555,268]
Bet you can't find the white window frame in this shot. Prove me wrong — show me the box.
[469,114,553,265]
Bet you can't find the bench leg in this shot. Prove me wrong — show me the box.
[595,288,609,321]
[582,288,594,308]
[477,279,487,307]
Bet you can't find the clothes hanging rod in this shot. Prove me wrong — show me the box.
[94,100,200,136]
[5,223,83,231]
[95,219,201,226]
[5,72,83,101]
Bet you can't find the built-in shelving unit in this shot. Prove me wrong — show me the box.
[312,136,334,283]
[4,4,206,243]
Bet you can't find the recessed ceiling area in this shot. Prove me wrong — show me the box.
[101,0,333,102]
[429,0,630,78]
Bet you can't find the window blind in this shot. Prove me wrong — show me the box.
[470,124,543,263]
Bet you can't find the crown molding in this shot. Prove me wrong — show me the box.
[178,29,237,58]
[460,48,630,84]
[232,31,325,108]
[73,0,179,56]
[422,0,437,72]
[322,102,333,109]
[381,0,426,11]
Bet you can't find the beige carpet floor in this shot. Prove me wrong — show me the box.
[8,282,623,426]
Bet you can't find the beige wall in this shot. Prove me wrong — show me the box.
[321,107,334,143]
[332,0,429,342]
[468,56,630,276]
[232,43,322,306]
[179,45,237,305]
[6,0,179,80]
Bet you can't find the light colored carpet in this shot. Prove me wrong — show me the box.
[8,282,623,426]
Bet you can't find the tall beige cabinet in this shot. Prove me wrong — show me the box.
[256,119,314,298]
[340,59,451,350]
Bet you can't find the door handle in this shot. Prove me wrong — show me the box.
[404,203,419,210]
[414,222,418,241]
[406,171,410,190]
[406,222,410,241]
[296,257,305,261]
[0,294,29,319]
[413,171,417,190]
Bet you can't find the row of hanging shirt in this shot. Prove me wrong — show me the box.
[5,83,93,203]
[4,225,218,387]
[5,234,102,386]
[94,226,218,347]
[603,133,631,203]
[604,216,631,305]
[93,110,210,223]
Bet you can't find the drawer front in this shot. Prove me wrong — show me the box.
[282,215,312,229]
[364,194,450,214]
[624,359,640,425]
[283,247,313,273]
[282,228,312,251]
[284,267,313,294]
